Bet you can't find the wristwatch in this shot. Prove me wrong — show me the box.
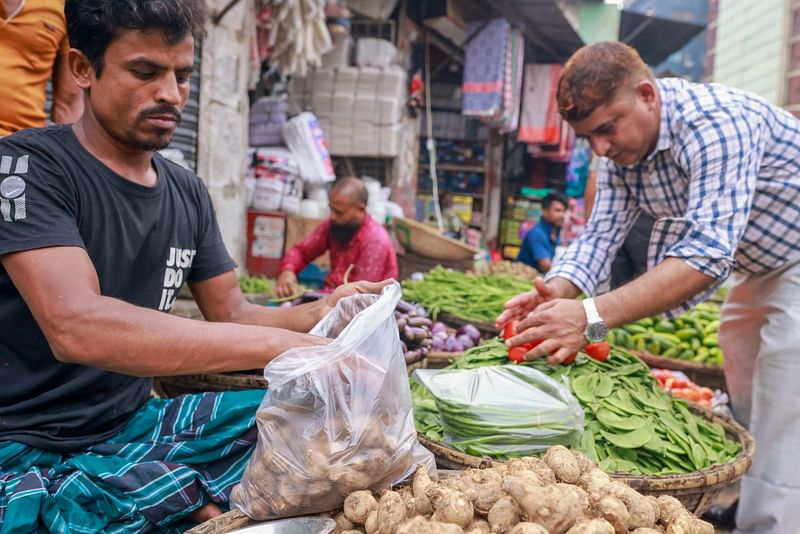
[582,298,609,342]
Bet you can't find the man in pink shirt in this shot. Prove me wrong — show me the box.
[276,177,398,297]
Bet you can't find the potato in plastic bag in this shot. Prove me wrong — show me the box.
[231,282,436,519]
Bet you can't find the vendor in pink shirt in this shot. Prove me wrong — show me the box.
[276,177,399,297]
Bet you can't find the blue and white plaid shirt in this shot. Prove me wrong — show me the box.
[547,78,800,314]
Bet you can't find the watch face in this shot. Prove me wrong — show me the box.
[586,322,608,342]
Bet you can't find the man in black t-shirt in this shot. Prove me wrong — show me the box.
[0,1,387,530]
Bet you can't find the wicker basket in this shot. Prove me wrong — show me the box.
[416,406,754,515]
[153,372,267,398]
[611,407,754,514]
[636,351,727,392]
[393,217,478,261]
[438,311,498,340]
[170,294,272,321]
[154,359,428,399]
[426,351,463,369]
[186,510,254,534]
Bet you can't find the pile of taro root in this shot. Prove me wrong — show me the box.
[330,445,714,534]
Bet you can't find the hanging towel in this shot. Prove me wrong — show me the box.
[497,28,525,133]
[462,18,509,117]
[519,64,562,144]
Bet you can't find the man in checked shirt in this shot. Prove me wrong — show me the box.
[499,41,800,533]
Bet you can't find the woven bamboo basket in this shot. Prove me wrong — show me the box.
[425,351,463,369]
[154,359,428,399]
[186,510,254,534]
[416,406,754,515]
[636,350,727,392]
[186,512,338,534]
[153,371,267,398]
[438,311,498,340]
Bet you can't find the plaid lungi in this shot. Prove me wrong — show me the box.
[0,389,263,533]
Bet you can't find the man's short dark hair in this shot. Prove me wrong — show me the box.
[542,191,569,210]
[65,0,207,77]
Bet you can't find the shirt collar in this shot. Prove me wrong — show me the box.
[350,214,373,244]
[644,79,674,161]
[537,218,558,235]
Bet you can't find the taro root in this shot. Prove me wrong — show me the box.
[395,516,464,534]
[465,519,491,534]
[593,496,630,534]
[337,453,704,534]
[343,490,377,524]
[488,495,521,533]
[508,523,550,534]
[431,490,474,528]
[364,510,379,534]
[543,445,582,484]
[565,518,615,534]
[515,483,589,534]
[413,464,435,515]
[377,490,407,533]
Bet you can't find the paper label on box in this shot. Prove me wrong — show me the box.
[251,235,284,259]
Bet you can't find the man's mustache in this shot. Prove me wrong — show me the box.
[138,105,182,124]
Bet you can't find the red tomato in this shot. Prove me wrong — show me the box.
[508,345,529,362]
[502,320,520,340]
[507,339,543,363]
[584,341,611,362]
[562,352,579,364]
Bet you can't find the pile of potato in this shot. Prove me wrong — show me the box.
[331,445,713,534]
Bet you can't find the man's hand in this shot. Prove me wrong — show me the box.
[276,271,299,298]
[323,279,394,311]
[506,298,587,364]
[496,277,560,330]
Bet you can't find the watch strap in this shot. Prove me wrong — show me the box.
[582,298,602,325]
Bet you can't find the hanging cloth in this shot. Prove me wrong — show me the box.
[462,18,510,118]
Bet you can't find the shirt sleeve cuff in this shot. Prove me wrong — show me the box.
[545,262,597,297]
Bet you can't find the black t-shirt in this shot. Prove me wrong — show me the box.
[0,125,236,452]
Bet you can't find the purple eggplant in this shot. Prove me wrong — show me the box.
[408,316,432,328]
[404,350,422,364]
[396,300,415,314]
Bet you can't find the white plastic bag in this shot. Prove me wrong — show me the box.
[282,112,336,185]
[232,283,436,519]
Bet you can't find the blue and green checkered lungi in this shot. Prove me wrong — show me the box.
[0,389,264,533]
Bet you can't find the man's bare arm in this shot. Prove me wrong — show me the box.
[2,246,328,377]
[594,257,715,328]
